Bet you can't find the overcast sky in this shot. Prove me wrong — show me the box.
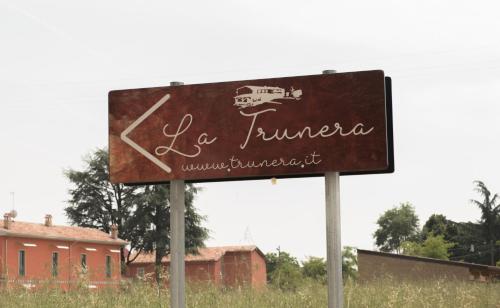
[1,0,499,261]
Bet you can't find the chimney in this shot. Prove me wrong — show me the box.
[3,213,11,229]
[111,224,118,239]
[44,214,53,227]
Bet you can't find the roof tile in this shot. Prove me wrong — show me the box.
[0,220,127,245]
[131,245,259,263]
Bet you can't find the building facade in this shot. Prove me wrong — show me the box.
[127,245,267,288]
[0,214,127,289]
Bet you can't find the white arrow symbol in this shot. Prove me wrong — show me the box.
[120,93,172,173]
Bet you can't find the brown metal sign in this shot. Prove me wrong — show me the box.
[109,70,392,184]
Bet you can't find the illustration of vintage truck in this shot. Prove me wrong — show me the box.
[234,86,302,108]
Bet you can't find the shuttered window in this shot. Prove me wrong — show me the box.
[18,250,25,276]
[105,255,111,278]
[81,254,87,273]
[52,252,59,277]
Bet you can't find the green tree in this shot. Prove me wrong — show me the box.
[265,249,302,291]
[65,148,209,278]
[402,234,455,260]
[450,221,486,264]
[65,148,141,268]
[401,241,423,256]
[302,249,358,282]
[421,213,500,265]
[421,215,488,264]
[265,249,299,281]
[422,214,458,241]
[421,235,455,260]
[342,246,358,281]
[374,202,420,253]
[470,181,500,265]
[137,184,208,281]
[302,256,326,283]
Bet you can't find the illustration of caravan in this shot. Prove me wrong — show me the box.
[234,85,302,108]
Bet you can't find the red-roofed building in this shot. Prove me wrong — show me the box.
[127,246,267,288]
[0,214,127,290]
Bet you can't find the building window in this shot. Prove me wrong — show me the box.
[81,254,87,273]
[18,250,25,277]
[137,267,145,278]
[52,252,59,277]
[105,255,111,278]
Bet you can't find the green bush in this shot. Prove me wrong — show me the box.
[302,256,327,283]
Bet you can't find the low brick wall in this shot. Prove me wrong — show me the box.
[358,249,500,282]
[358,250,471,282]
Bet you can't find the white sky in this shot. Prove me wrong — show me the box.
[1,0,499,261]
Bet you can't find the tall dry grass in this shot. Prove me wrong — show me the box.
[0,279,498,307]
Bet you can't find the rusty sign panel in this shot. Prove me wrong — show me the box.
[109,70,393,184]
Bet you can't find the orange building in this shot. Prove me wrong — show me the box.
[127,245,267,288]
[0,213,127,289]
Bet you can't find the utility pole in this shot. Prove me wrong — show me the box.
[323,69,343,308]
[169,81,186,308]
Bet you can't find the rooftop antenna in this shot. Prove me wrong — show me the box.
[9,192,17,219]
[242,226,255,245]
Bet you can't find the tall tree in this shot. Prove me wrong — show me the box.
[422,214,455,241]
[449,221,489,264]
[421,215,489,264]
[470,181,500,265]
[65,148,209,277]
[65,148,142,267]
[137,184,208,281]
[373,202,420,253]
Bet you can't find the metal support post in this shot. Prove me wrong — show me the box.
[169,81,186,308]
[323,70,343,308]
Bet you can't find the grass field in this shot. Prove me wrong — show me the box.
[0,279,498,307]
